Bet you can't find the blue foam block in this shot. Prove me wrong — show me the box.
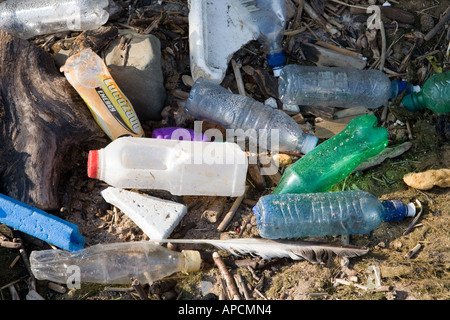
[0,193,85,251]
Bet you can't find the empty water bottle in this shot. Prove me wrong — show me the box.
[278,64,414,109]
[185,78,318,154]
[30,241,202,285]
[273,114,388,194]
[253,191,416,239]
[0,0,109,39]
[229,0,287,76]
[402,71,450,114]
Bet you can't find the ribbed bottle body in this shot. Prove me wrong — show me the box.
[185,78,317,153]
[278,65,392,109]
[253,191,383,239]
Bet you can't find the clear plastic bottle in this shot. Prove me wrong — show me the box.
[0,0,110,39]
[402,72,450,114]
[229,0,287,76]
[185,78,318,154]
[252,191,416,239]
[87,136,248,197]
[30,241,202,285]
[273,114,388,194]
[278,64,409,109]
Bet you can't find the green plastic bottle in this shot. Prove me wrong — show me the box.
[401,72,450,114]
[273,114,388,194]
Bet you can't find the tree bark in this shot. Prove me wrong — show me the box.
[0,30,103,210]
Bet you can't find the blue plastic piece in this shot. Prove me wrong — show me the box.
[0,193,85,251]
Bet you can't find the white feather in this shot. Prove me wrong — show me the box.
[153,238,369,264]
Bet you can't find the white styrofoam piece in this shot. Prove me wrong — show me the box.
[188,0,257,83]
[101,187,187,240]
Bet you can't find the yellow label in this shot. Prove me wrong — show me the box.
[61,49,144,140]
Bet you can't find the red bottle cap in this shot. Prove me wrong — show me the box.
[87,150,99,179]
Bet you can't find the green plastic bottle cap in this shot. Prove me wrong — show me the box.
[402,93,422,111]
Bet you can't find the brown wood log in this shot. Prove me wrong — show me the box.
[0,30,103,210]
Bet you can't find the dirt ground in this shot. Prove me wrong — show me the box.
[0,0,449,301]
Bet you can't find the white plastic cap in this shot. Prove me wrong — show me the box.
[273,67,283,77]
[406,203,416,217]
[411,85,421,93]
[300,134,319,154]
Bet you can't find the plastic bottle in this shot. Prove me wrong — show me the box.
[253,190,416,239]
[61,48,144,140]
[185,78,318,154]
[87,136,248,197]
[273,114,388,194]
[0,193,84,252]
[278,64,416,109]
[0,0,109,40]
[30,241,202,285]
[229,0,287,76]
[402,72,450,114]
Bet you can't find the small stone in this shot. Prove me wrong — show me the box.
[104,30,167,121]
[420,14,435,33]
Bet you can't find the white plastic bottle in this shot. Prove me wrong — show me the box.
[0,0,109,39]
[30,241,202,285]
[87,137,248,197]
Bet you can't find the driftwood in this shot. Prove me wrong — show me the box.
[0,30,103,210]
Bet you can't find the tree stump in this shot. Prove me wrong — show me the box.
[0,30,103,210]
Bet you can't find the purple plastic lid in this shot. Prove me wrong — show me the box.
[152,127,210,142]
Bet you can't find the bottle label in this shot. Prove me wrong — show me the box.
[61,49,144,140]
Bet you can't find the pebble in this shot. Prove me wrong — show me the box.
[420,14,435,33]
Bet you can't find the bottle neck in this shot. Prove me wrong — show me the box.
[402,92,425,111]
[380,200,415,222]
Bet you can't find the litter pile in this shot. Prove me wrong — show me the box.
[0,0,448,301]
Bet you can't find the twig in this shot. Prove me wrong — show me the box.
[405,243,422,259]
[403,199,423,236]
[217,186,248,232]
[424,7,450,41]
[213,252,241,300]
[234,273,252,300]
[131,278,149,300]
[231,59,246,96]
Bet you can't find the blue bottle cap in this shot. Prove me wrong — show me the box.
[267,52,286,76]
[380,200,416,222]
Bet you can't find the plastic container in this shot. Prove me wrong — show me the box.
[30,241,202,285]
[61,48,144,140]
[273,114,388,194]
[229,0,287,76]
[253,190,416,239]
[278,64,416,109]
[188,0,256,83]
[152,127,210,142]
[402,72,450,114]
[87,137,248,197]
[0,0,109,39]
[0,193,84,252]
[185,78,318,154]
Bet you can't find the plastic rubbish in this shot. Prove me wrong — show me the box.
[87,137,248,197]
[185,78,318,154]
[30,241,202,285]
[252,190,416,239]
[188,0,256,83]
[100,187,187,240]
[229,0,287,76]
[278,64,419,109]
[61,48,144,140]
[0,0,109,39]
[402,72,450,114]
[0,193,84,252]
[152,127,210,142]
[273,115,388,194]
